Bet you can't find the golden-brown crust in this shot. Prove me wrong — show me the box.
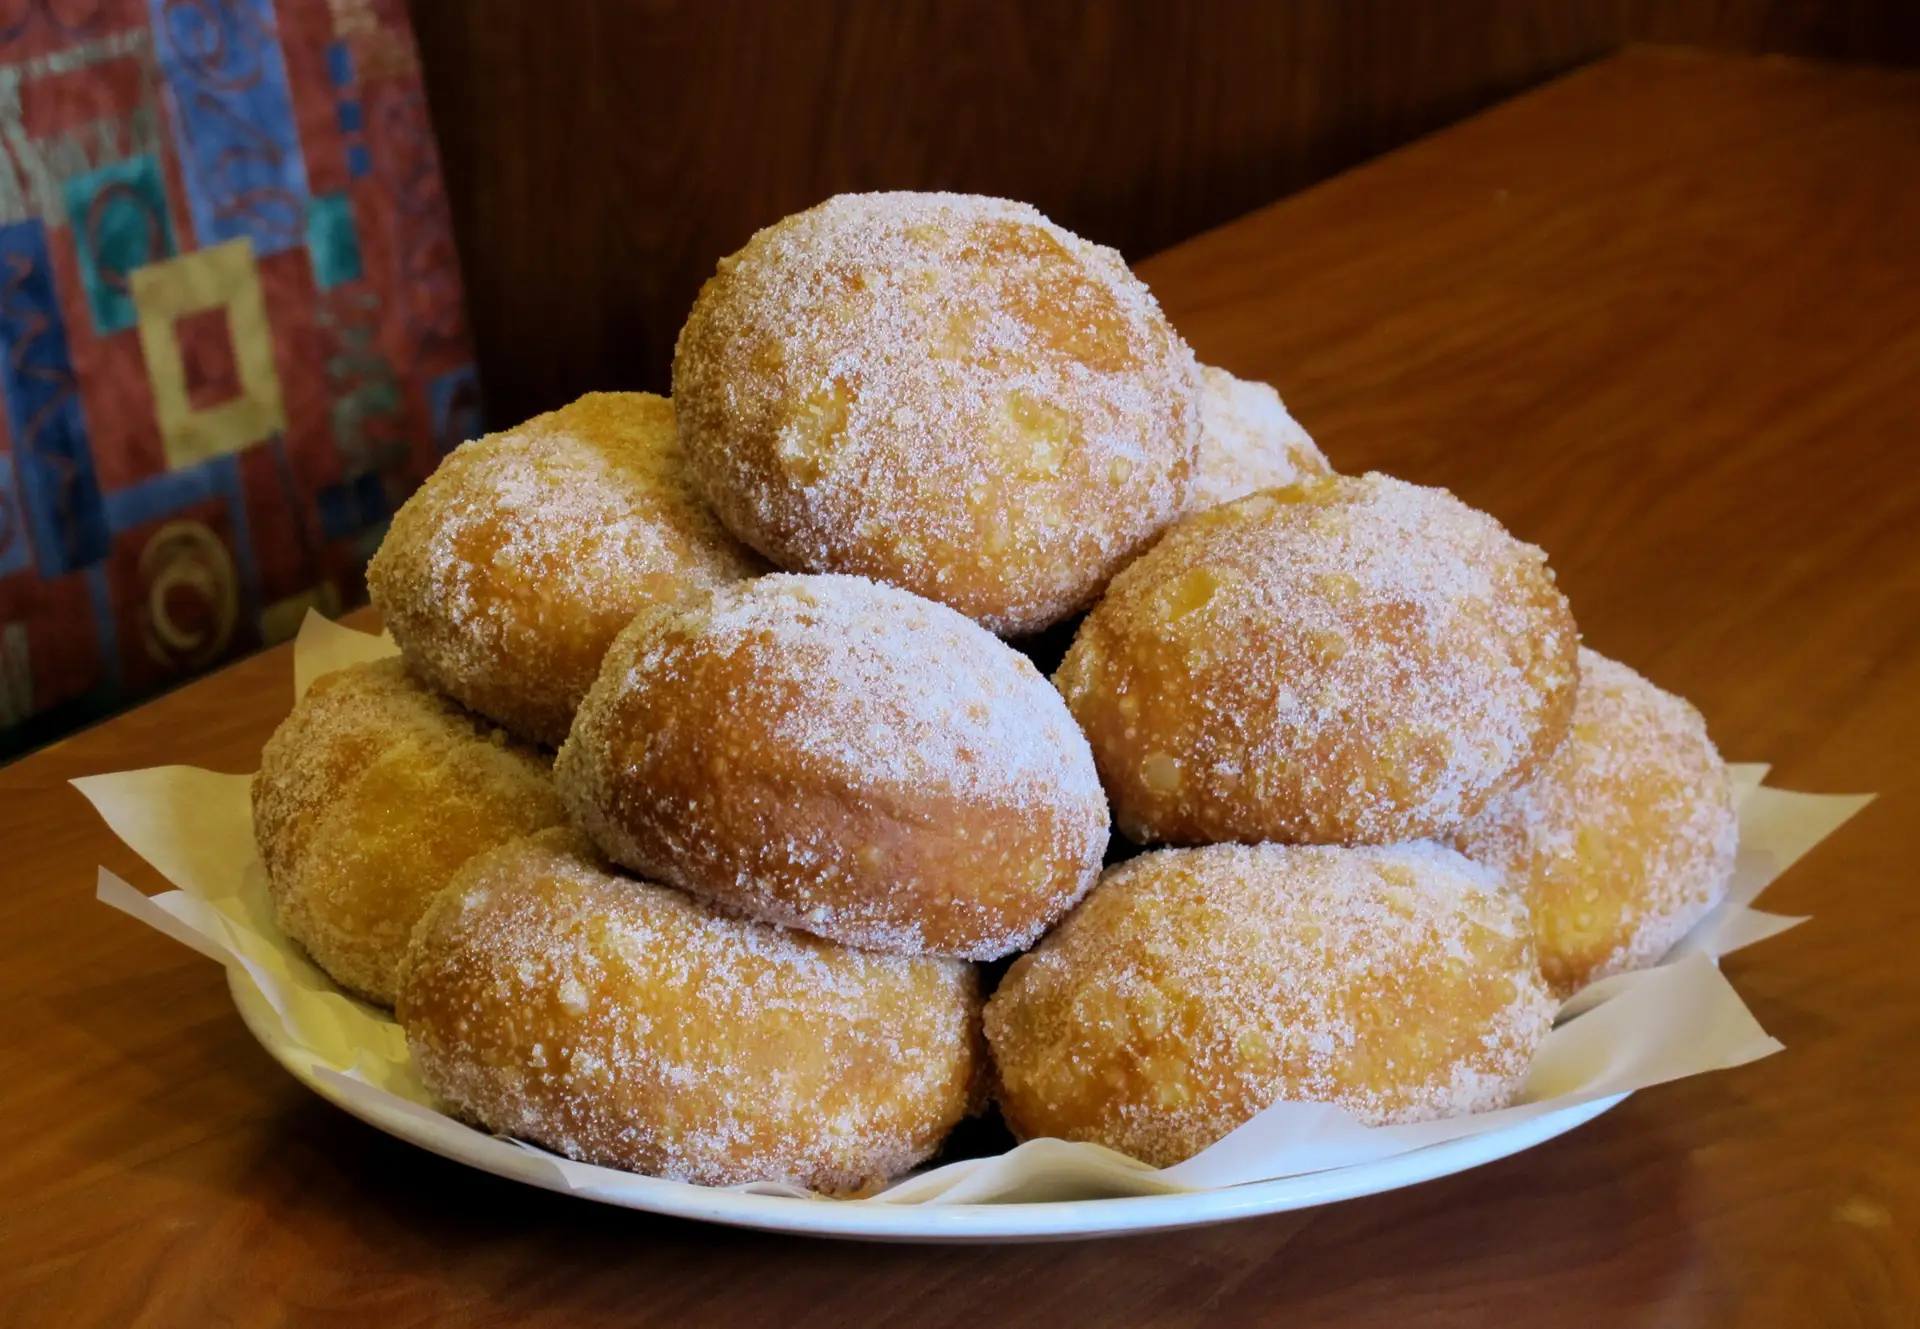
[367,392,763,746]
[671,192,1201,635]
[1056,473,1580,845]
[985,842,1555,1168]
[554,574,1110,959]
[398,828,982,1192]
[252,658,444,886]
[251,659,566,1005]
[1458,648,1737,996]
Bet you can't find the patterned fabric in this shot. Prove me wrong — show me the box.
[0,0,479,757]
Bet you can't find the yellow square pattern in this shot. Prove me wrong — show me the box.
[131,237,288,470]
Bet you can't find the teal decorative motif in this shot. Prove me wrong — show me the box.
[305,192,363,290]
[63,155,176,335]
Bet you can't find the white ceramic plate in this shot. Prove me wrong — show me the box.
[229,968,1628,1243]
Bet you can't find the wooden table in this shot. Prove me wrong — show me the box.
[4,46,1915,1327]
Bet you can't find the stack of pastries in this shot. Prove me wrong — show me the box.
[252,192,1737,1191]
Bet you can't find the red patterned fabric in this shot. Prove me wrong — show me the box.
[0,0,479,756]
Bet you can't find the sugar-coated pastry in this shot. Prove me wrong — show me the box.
[986,842,1555,1168]
[1055,472,1580,845]
[1188,365,1330,512]
[252,658,566,1005]
[1459,648,1737,996]
[367,392,763,746]
[555,573,1109,959]
[398,829,982,1192]
[672,192,1201,635]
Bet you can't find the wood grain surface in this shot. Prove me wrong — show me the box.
[4,46,1917,1327]
[404,0,1920,426]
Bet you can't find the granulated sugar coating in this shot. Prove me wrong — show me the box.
[1056,472,1580,845]
[252,659,566,1005]
[1187,366,1331,513]
[985,842,1555,1168]
[367,392,763,747]
[671,192,1201,636]
[554,573,1110,959]
[1459,648,1738,997]
[398,829,982,1193]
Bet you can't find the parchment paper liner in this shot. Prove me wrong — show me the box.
[75,613,1871,1205]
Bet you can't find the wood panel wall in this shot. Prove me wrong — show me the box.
[403,0,1919,427]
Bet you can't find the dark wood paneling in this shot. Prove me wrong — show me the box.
[404,0,1920,425]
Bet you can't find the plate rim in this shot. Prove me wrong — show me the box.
[227,967,1629,1243]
